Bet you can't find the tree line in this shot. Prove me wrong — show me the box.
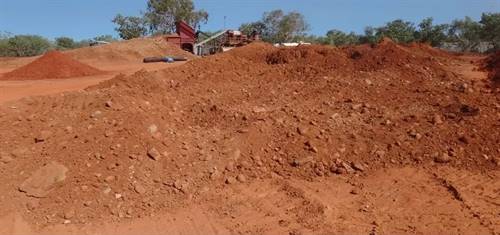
[1,0,498,57]
[239,11,500,52]
[112,0,208,40]
[0,33,117,57]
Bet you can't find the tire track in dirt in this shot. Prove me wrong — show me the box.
[434,167,500,234]
[360,167,492,235]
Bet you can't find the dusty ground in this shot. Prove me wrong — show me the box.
[1,166,498,235]
[1,166,497,235]
[0,40,498,235]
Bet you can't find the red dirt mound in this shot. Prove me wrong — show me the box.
[266,45,348,66]
[1,51,104,80]
[348,39,444,72]
[408,42,453,59]
[483,51,500,82]
[262,39,450,80]
[66,37,196,64]
[0,41,498,234]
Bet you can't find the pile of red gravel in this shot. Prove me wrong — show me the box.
[1,51,104,80]
[0,41,498,232]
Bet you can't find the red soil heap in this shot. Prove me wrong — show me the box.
[483,51,500,82]
[1,50,104,80]
[0,41,499,233]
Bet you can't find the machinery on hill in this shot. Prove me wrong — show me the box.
[165,21,260,56]
[194,29,260,56]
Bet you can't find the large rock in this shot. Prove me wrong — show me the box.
[34,130,52,143]
[147,147,161,161]
[19,161,68,198]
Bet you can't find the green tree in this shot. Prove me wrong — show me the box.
[239,22,267,37]
[278,11,309,42]
[415,17,449,46]
[479,13,500,50]
[0,38,11,56]
[375,19,416,43]
[260,10,284,42]
[112,14,148,40]
[7,35,52,57]
[359,26,380,44]
[240,10,309,43]
[263,10,309,42]
[55,37,77,49]
[448,16,482,52]
[144,0,208,34]
[0,32,10,56]
[324,29,360,46]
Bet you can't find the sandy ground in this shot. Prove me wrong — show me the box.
[0,58,185,104]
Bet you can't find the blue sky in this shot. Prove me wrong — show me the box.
[1,0,499,40]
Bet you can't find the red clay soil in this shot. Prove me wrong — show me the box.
[1,51,104,80]
[66,37,196,64]
[408,41,455,59]
[483,51,500,83]
[0,41,499,234]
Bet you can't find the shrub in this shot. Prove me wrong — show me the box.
[6,35,52,57]
[55,37,77,50]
